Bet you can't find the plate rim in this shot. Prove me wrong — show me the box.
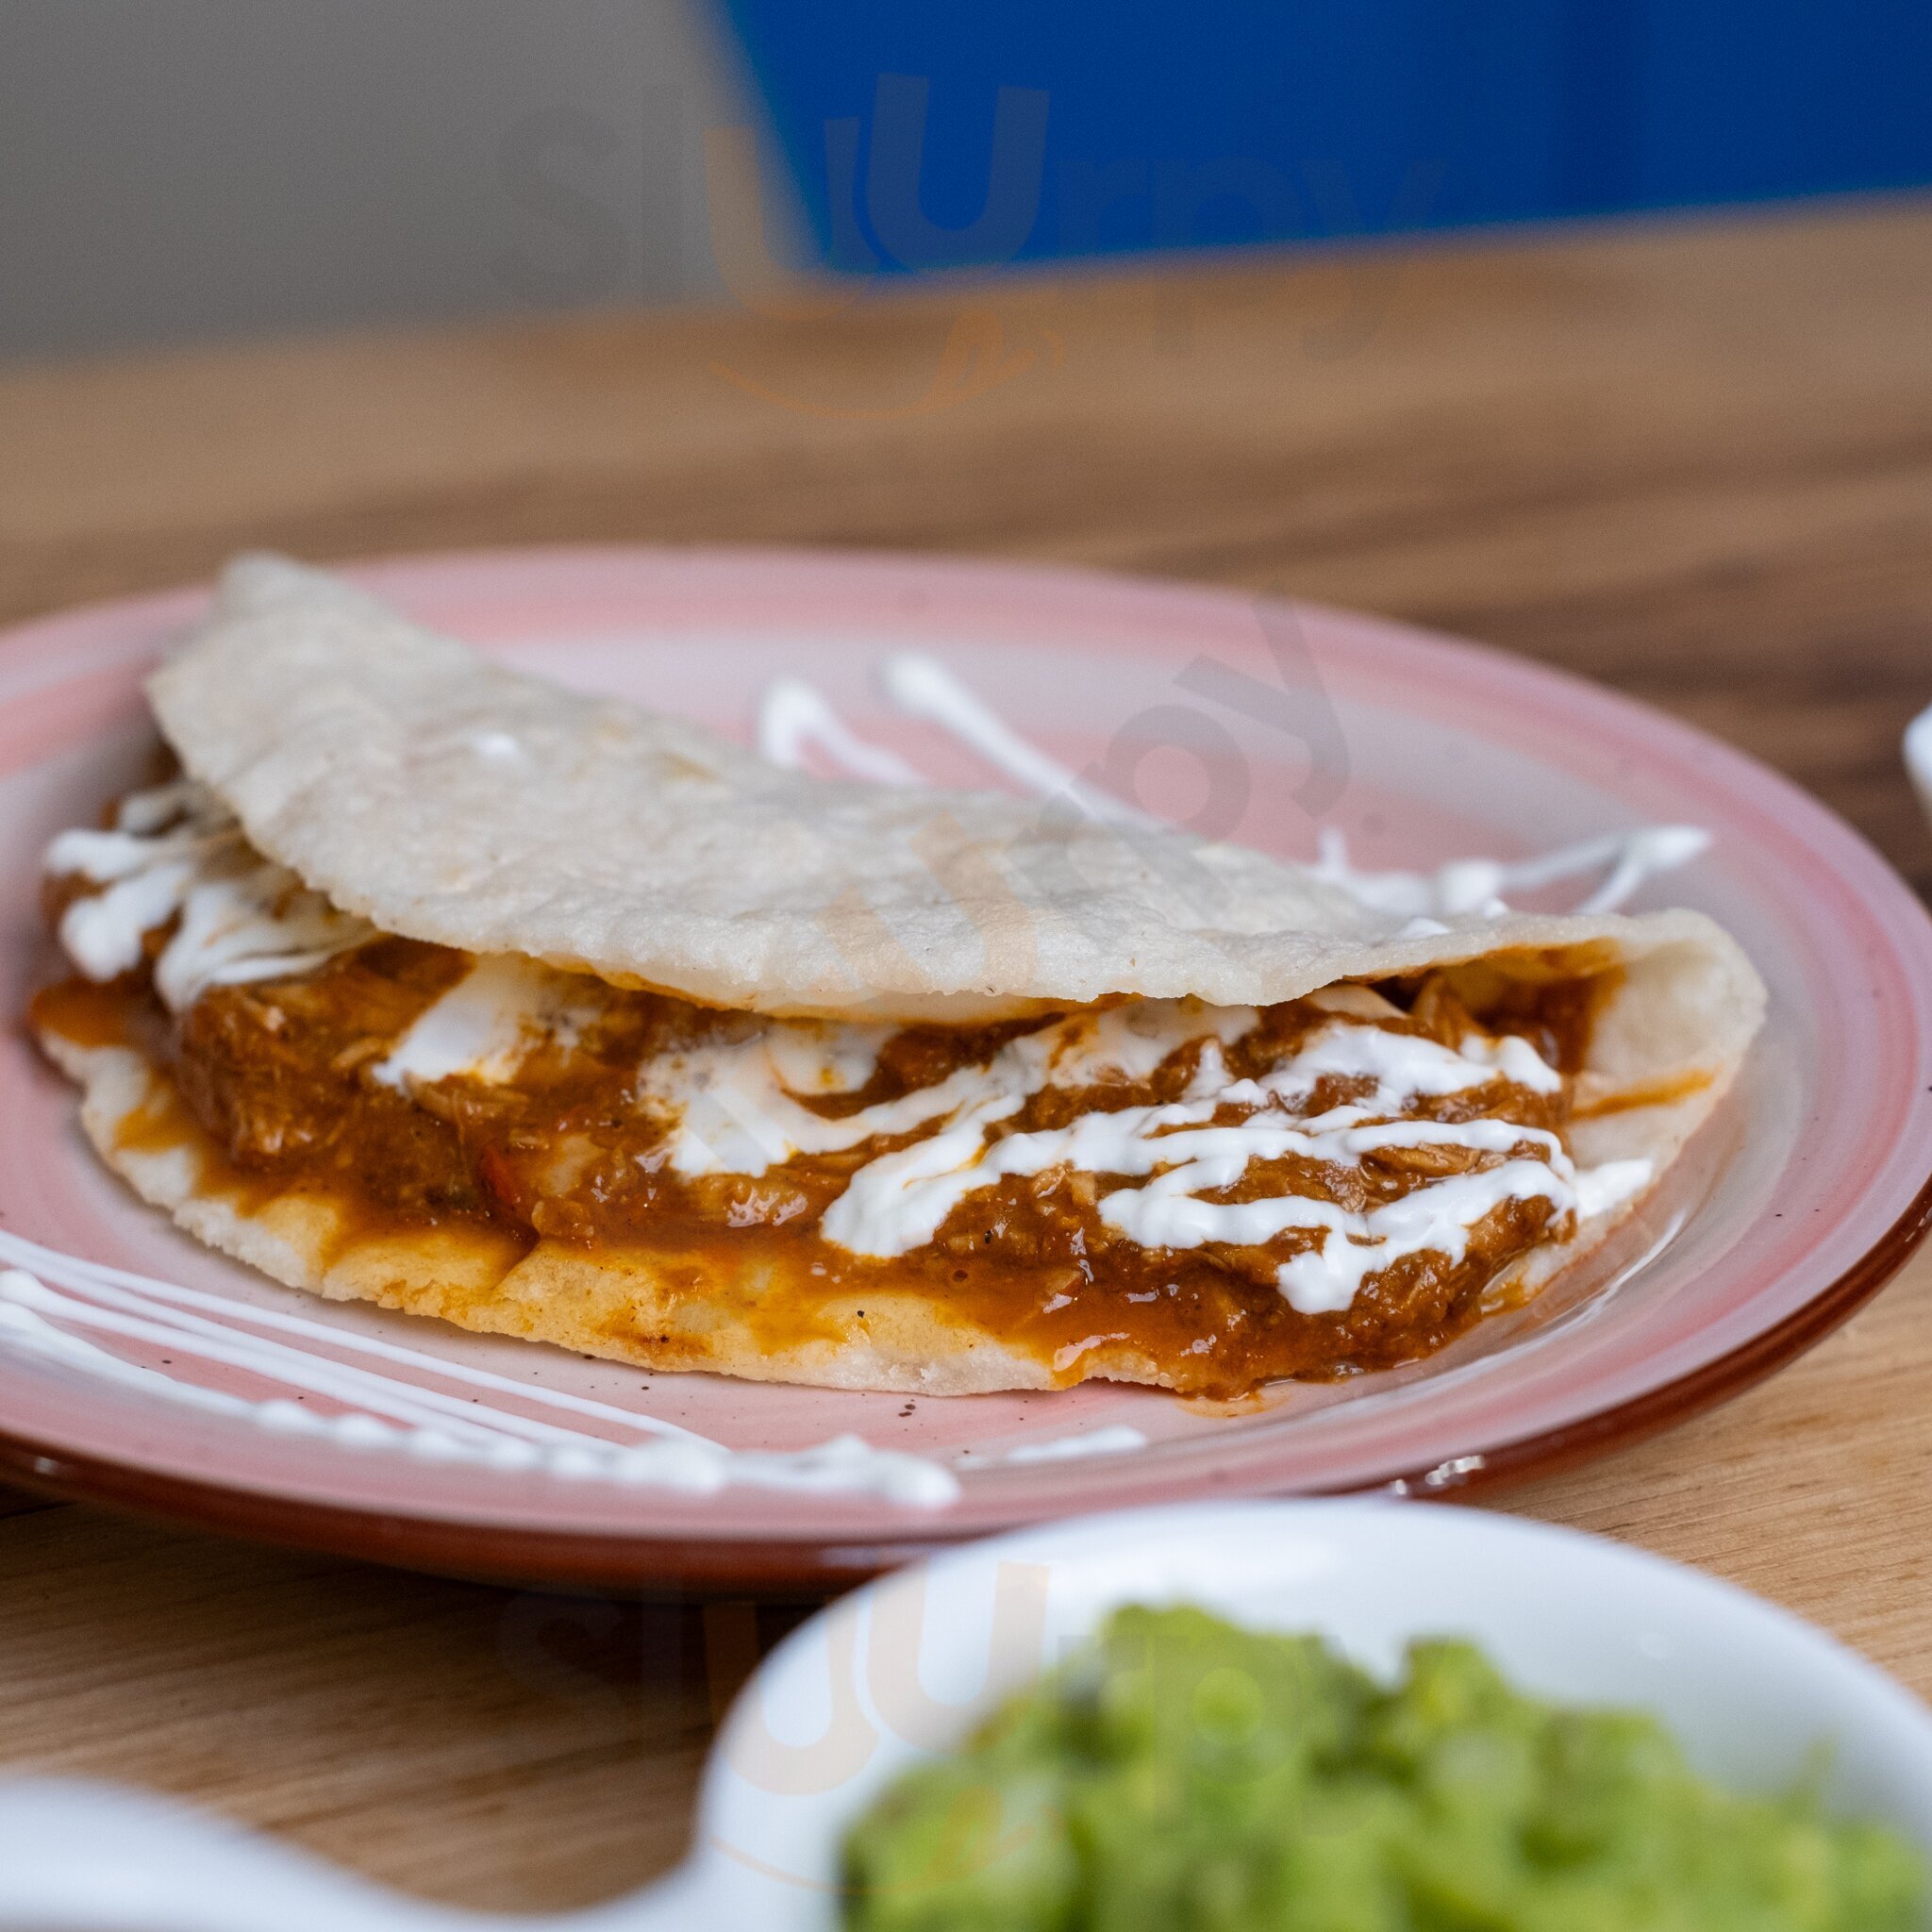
[0,1163,1926,1591]
[4,541,1931,1589]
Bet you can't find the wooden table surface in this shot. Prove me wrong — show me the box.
[2,196,1930,1912]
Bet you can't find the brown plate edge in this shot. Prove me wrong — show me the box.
[1434,1161,1932,1499]
[0,1163,1925,1597]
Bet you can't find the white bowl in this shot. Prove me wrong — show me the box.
[0,1500,1927,1930]
[691,1500,1932,1928]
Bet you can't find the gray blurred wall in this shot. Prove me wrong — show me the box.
[0,0,774,363]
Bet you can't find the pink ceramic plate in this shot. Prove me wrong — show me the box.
[2,547,1928,1589]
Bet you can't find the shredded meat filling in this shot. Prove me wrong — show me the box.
[35,847,1614,1396]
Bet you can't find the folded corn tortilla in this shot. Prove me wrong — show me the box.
[35,557,1766,1393]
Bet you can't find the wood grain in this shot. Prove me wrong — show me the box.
[1,195,1929,1909]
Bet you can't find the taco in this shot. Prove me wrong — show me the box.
[32,557,1764,1398]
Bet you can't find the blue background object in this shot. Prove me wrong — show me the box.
[718,1,1932,275]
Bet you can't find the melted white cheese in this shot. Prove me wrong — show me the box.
[45,780,372,1009]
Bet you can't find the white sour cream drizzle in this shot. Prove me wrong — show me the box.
[44,779,373,1010]
[638,998,1257,1180]
[26,660,1694,1486]
[876,654,1150,825]
[757,677,924,786]
[1310,824,1713,920]
[814,1015,1631,1317]
[0,1239,958,1506]
[372,954,603,1090]
[754,660,1710,916]
[388,960,1647,1318]
[736,662,1688,1309]
[1004,1424,1148,1463]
